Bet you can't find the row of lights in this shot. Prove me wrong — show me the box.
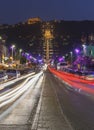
[58,45,87,64]
[10,45,23,63]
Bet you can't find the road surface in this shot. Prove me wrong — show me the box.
[1,70,94,130]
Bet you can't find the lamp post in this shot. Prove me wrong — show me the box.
[19,49,22,56]
[11,45,15,62]
[75,49,80,57]
[82,44,87,56]
[70,51,73,65]
[19,49,22,64]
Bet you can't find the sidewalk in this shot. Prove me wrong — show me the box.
[31,71,73,130]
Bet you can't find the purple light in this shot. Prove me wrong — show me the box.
[29,56,32,59]
[75,49,79,54]
[38,59,42,63]
[58,57,63,62]
[10,45,15,49]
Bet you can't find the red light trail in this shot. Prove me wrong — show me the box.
[48,67,94,95]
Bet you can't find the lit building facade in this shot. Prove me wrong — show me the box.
[0,35,8,63]
[42,22,60,62]
[27,17,42,24]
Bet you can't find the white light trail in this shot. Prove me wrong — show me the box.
[0,71,43,108]
[0,72,35,91]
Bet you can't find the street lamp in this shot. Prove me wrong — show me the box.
[19,49,22,64]
[75,49,80,59]
[70,51,73,65]
[11,45,15,62]
[82,44,87,56]
[0,36,2,40]
[19,49,22,57]
[75,49,79,54]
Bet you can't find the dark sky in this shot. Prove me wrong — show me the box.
[0,0,94,24]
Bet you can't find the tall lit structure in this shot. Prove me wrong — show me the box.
[11,45,15,62]
[88,33,94,57]
[42,22,53,62]
[0,35,8,63]
[81,33,94,58]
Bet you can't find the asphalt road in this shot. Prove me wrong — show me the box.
[1,70,94,130]
[0,72,43,130]
[48,70,94,130]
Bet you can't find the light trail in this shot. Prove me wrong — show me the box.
[49,67,94,95]
[0,73,36,98]
[58,70,94,85]
[0,71,43,108]
[0,72,35,91]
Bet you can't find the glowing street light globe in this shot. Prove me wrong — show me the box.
[75,49,79,54]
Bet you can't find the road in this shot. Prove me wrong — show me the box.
[48,70,94,130]
[0,71,44,130]
[0,69,94,130]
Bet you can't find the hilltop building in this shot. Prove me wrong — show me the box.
[27,17,42,24]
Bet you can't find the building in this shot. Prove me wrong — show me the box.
[42,22,60,62]
[27,17,42,24]
[0,34,8,63]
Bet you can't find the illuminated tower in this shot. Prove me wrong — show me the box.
[42,22,53,62]
[81,33,94,58]
[0,35,8,63]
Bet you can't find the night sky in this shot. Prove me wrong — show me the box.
[0,0,94,24]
